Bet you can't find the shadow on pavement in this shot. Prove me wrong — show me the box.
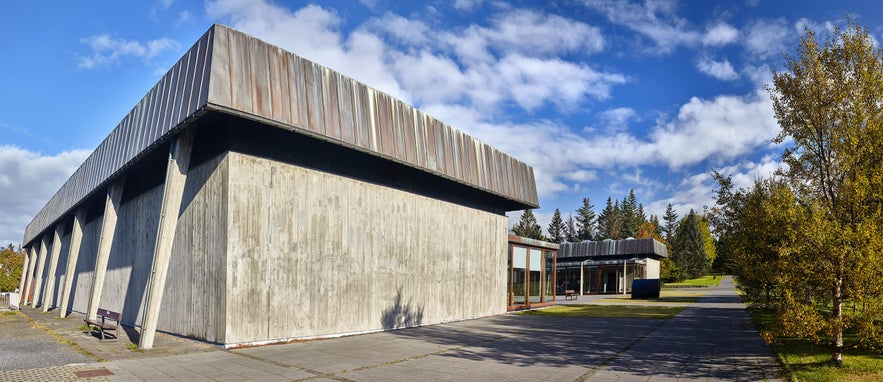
[598,306,781,380]
[387,314,664,369]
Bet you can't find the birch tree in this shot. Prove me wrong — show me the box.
[769,19,883,366]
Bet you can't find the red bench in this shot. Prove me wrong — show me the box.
[564,290,578,301]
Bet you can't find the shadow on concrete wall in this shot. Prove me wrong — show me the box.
[380,286,424,330]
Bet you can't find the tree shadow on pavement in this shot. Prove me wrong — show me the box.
[387,314,664,369]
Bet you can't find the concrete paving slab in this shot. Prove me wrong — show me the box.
[583,277,783,381]
[0,276,784,381]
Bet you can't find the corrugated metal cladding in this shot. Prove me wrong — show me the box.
[557,238,668,258]
[23,24,539,246]
[205,24,538,208]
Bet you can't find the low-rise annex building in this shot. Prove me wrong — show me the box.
[17,24,539,349]
[556,238,667,295]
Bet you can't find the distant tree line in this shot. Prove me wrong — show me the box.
[512,189,716,282]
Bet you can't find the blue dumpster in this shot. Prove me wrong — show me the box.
[631,279,661,299]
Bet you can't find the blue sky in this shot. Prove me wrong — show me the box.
[2,0,881,245]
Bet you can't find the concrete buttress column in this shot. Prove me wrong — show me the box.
[59,208,87,317]
[139,128,194,350]
[16,247,30,304]
[22,246,37,305]
[87,178,125,321]
[31,235,49,308]
[42,223,65,312]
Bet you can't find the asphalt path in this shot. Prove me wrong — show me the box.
[0,310,91,370]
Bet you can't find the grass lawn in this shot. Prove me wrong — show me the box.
[663,275,723,288]
[519,304,684,319]
[598,290,704,304]
[746,305,883,381]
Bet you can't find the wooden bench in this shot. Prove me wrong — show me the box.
[564,290,577,301]
[84,308,121,341]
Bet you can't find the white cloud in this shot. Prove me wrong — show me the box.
[581,0,700,54]
[644,155,783,222]
[177,11,190,24]
[697,57,739,81]
[647,171,715,218]
[483,10,605,57]
[744,18,791,59]
[149,0,176,19]
[366,13,432,46]
[497,54,626,111]
[564,170,598,183]
[453,0,483,11]
[425,81,779,199]
[78,34,179,69]
[741,64,772,87]
[582,1,741,53]
[651,88,778,168]
[703,22,739,46]
[359,0,379,10]
[0,146,90,246]
[597,107,636,132]
[717,154,783,190]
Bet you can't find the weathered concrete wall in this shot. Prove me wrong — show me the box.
[88,155,227,343]
[36,150,506,345]
[69,220,100,314]
[98,186,161,326]
[161,154,228,343]
[224,152,508,345]
[46,232,71,311]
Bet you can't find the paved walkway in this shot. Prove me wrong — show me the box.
[0,277,783,381]
[587,277,782,381]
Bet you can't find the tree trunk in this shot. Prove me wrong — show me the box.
[832,276,844,367]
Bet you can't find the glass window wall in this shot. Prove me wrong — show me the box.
[508,242,557,310]
[510,246,527,305]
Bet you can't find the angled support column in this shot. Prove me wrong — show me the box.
[16,246,30,305]
[87,178,125,321]
[139,128,194,350]
[42,223,65,312]
[22,246,37,306]
[31,235,49,308]
[59,208,88,318]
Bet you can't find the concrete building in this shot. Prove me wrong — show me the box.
[17,24,538,349]
[556,238,667,295]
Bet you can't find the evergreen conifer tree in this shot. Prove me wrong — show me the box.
[564,214,578,242]
[662,203,679,242]
[547,209,565,243]
[575,198,596,241]
[597,197,622,240]
[620,190,640,238]
[670,210,707,280]
[512,209,544,240]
